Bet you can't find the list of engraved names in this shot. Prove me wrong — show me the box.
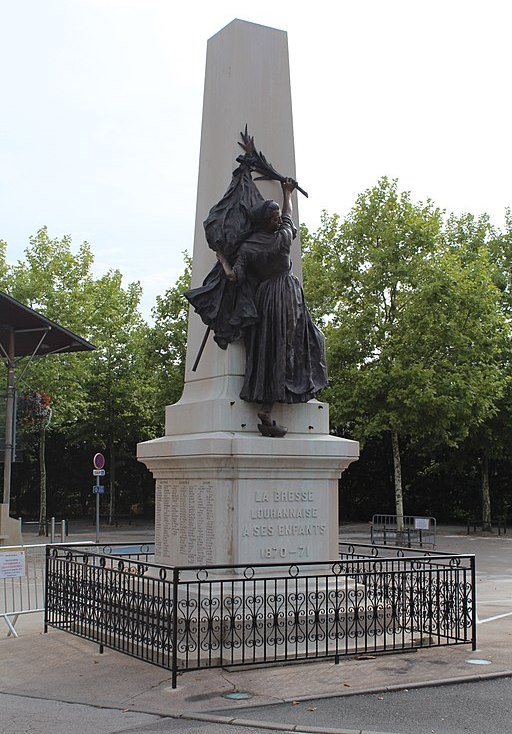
[156,479,215,563]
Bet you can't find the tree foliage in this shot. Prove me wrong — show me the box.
[303,178,509,526]
[3,182,512,530]
[147,253,191,423]
[3,228,188,521]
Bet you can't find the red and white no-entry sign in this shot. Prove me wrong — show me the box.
[93,452,105,470]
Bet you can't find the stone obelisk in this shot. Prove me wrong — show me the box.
[137,19,359,566]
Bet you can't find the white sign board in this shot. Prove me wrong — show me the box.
[0,550,26,579]
[414,517,430,531]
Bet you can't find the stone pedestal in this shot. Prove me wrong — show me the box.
[137,20,359,566]
[139,376,358,565]
[138,412,358,566]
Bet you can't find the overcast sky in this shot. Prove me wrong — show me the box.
[1,1,510,317]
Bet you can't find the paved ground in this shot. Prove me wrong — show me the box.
[214,677,512,734]
[1,522,511,734]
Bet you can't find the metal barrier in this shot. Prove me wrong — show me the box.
[20,517,68,543]
[49,518,67,543]
[370,514,437,548]
[1,544,46,636]
[1,541,149,637]
[466,518,507,536]
[45,542,475,688]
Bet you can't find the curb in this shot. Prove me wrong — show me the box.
[277,668,512,703]
[181,712,390,734]
[179,669,512,734]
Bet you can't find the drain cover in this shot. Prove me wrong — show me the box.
[465,658,492,665]
[222,691,252,700]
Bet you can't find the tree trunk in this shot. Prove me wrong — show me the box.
[391,429,405,542]
[108,443,116,526]
[38,425,47,536]
[481,452,492,532]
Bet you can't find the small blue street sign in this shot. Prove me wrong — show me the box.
[93,469,106,476]
[93,485,105,494]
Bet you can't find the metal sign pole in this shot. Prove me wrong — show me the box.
[95,474,100,543]
[92,453,105,545]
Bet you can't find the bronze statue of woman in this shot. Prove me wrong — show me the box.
[185,130,327,437]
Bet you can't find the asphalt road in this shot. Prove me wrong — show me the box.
[215,676,512,734]
[0,693,275,734]
[4,677,511,734]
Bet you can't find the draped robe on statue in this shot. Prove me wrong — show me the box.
[185,156,328,405]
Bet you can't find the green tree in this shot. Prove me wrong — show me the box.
[8,227,96,425]
[147,254,191,425]
[0,239,10,288]
[302,178,508,533]
[18,390,52,534]
[5,229,96,519]
[4,228,158,522]
[84,271,155,523]
[447,208,512,530]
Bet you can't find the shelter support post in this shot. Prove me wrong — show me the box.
[1,328,21,545]
[3,328,15,508]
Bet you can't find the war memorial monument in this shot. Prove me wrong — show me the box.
[44,22,475,687]
[137,19,359,566]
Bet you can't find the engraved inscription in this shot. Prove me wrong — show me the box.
[156,479,215,564]
[241,486,328,561]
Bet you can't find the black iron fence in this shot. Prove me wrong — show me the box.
[45,542,476,688]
